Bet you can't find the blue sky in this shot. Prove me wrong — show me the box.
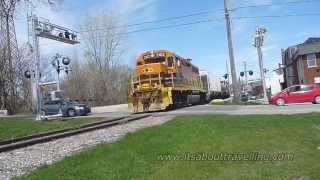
[15,0,320,79]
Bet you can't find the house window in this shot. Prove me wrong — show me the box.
[307,54,317,68]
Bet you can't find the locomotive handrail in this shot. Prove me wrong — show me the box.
[171,72,174,88]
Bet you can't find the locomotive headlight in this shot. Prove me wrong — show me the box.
[144,54,151,59]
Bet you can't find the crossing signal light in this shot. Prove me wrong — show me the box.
[240,72,245,77]
[65,66,69,74]
[223,74,228,79]
[57,66,61,74]
[65,31,70,39]
[62,57,71,65]
[71,34,77,40]
[24,70,31,79]
[264,68,268,73]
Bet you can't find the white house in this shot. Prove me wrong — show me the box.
[265,71,284,95]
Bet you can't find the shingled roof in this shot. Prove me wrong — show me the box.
[282,37,320,65]
[303,37,320,44]
[298,37,320,55]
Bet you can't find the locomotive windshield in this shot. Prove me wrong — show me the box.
[144,57,166,64]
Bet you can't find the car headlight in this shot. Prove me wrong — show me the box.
[75,106,84,110]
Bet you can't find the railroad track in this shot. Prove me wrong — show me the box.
[0,114,150,153]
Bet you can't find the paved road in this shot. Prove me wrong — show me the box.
[5,103,320,120]
[90,103,320,117]
[164,103,320,115]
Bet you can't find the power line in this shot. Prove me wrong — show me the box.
[39,18,223,45]
[77,18,222,40]
[40,11,320,45]
[231,0,320,11]
[79,0,319,34]
[80,12,320,38]
[79,10,224,33]
[123,18,223,35]
[233,13,320,19]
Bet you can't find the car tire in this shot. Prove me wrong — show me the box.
[41,110,46,116]
[276,98,285,106]
[67,109,76,117]
[314,96,320,104]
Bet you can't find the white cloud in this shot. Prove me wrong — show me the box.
[230,0,272,7]
[117,0,157,18]
[85,0,158,24]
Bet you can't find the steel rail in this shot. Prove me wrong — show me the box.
[0,114,150,153]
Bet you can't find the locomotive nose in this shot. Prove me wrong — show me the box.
[137,64,167,75]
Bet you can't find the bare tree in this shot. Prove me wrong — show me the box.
[82,11,126,105]
[0,0,63,114]
[15,43,33,111]
[62,11,130,106]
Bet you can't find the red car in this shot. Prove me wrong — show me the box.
[269,84,320,106]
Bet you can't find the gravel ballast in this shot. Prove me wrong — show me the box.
[0,115,175,180]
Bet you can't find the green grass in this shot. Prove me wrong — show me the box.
[18,114,320,180]
[0,117,103,141]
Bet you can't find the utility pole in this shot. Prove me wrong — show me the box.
[253,27,268,102]
[224,0,240,102]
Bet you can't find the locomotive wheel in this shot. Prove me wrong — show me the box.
[165,104,174,111]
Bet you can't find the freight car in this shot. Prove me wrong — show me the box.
[128,49,207,113]
[199,70,230,101]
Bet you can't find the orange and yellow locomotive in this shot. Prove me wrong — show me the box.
[128,49,206,113]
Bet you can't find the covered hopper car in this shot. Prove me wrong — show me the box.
[200,70,230,101]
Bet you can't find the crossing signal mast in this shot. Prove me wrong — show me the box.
[240,61,253,93]
[27,14,79,121]
[253,27,268,103]
[51,53,72,91]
